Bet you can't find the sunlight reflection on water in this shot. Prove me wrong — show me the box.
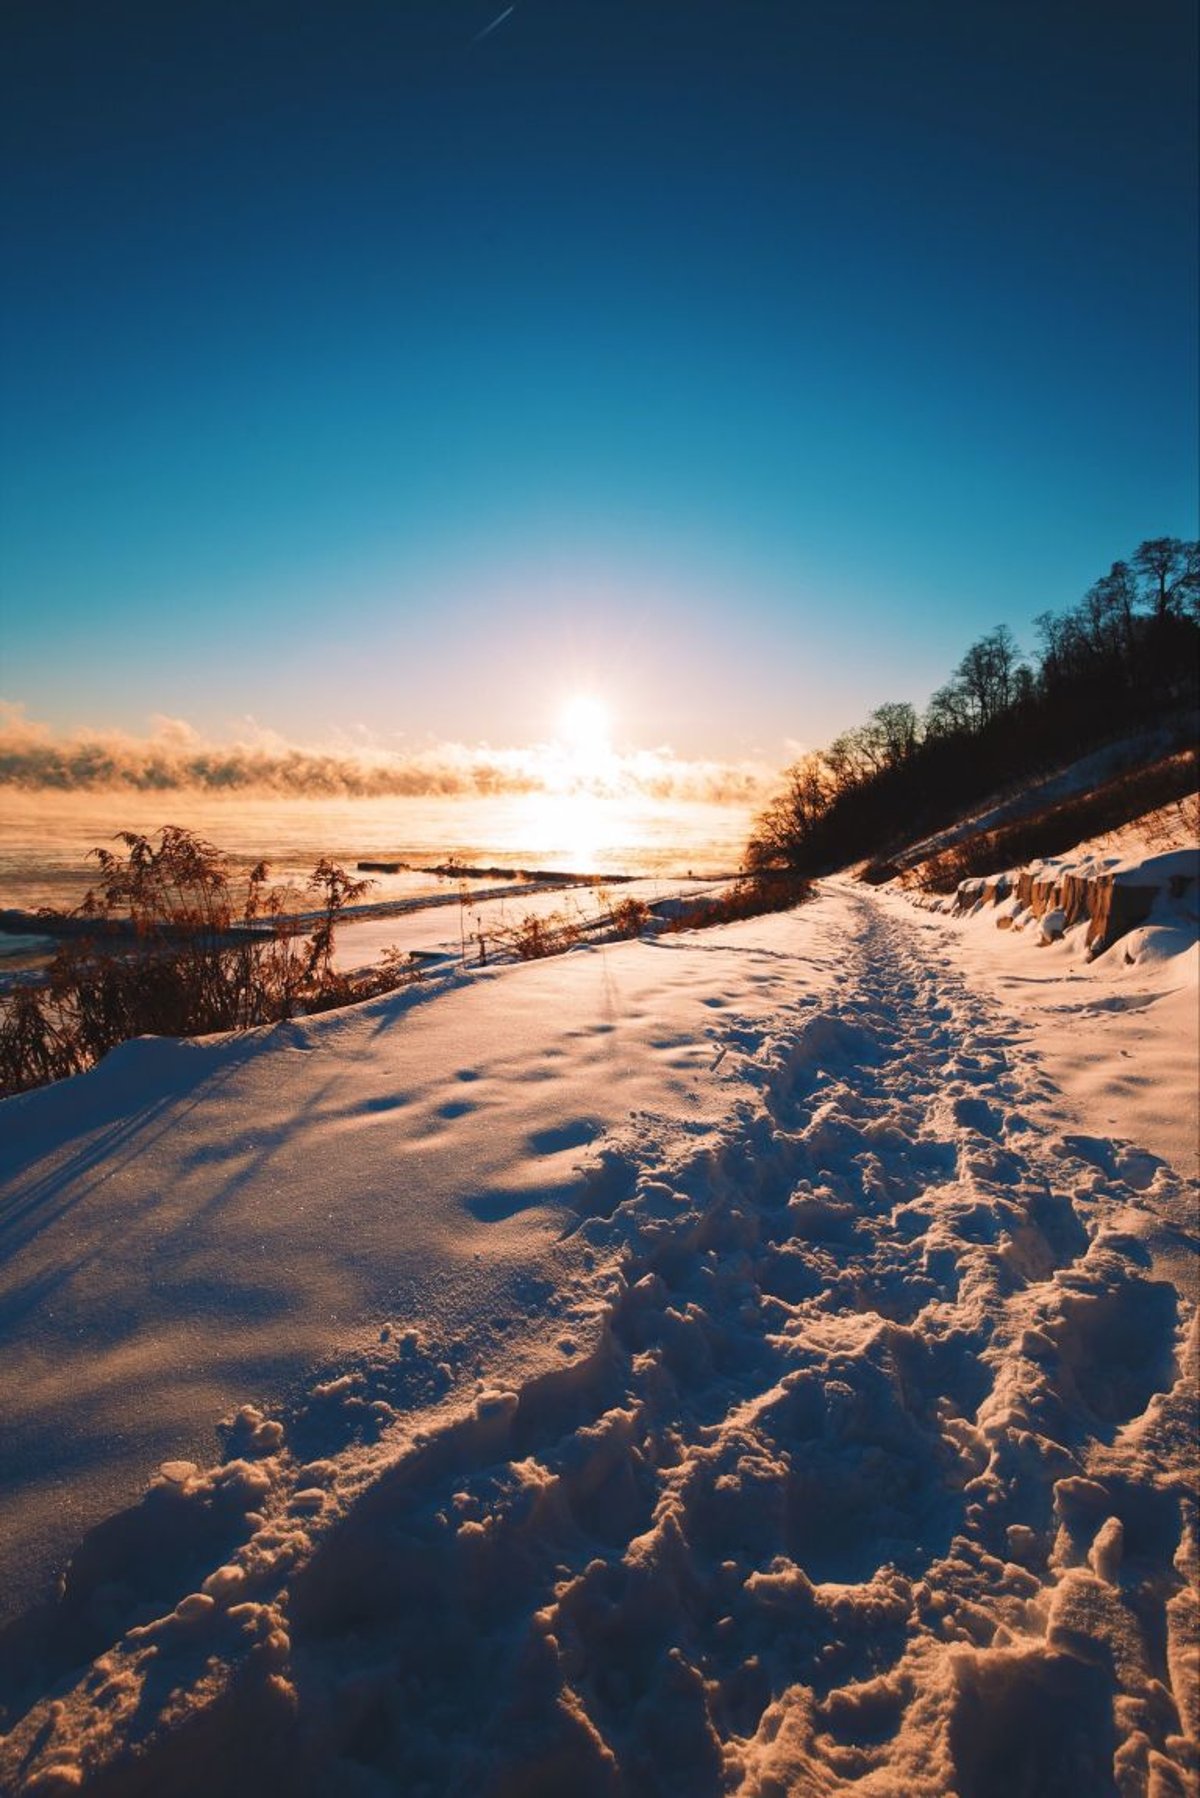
[0,790,754,913]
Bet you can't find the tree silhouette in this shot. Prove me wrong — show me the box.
[1132,538,1200,620]
[745,537,1199,878]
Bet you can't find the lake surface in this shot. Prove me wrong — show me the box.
[0,790,756,916]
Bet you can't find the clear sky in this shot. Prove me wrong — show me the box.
[2,0,1197,774]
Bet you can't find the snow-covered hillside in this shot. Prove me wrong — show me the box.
[0,877,1196,1795]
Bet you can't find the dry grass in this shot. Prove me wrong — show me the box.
[899,749,1198,894]
[0,828,420,1097]
[665,872,812,930]
[469,876,809,967]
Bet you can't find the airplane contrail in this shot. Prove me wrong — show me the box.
[472,4,516,44]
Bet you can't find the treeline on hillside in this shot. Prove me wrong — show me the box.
[747,537,1200,876]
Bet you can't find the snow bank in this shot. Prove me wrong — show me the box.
[897,827,1199,1183]
[0,885,1196,1794]
[328,875,733,974]
[948,847,1199,960]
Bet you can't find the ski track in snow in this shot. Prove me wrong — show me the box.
[0,888,1196,1795]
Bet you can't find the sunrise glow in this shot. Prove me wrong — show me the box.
[555,694,615,784]
[558,695,612,757]
[1,6,1196,1788]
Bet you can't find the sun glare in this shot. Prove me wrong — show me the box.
[553,693,616,786]
[559,694,612,759]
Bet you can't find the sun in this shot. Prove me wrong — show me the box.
[552,693,616,788]
[558,694,613,759]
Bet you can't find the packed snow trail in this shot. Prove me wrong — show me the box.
[0,887,1195,1795]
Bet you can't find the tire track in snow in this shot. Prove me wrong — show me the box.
[2,889,1195,1795]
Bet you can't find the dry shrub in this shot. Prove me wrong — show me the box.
[479,877,806,966]
[492,909,585,961]
[917,847,975,894]
[1140,789,1200,849]
[609,896,651,938]
[668,872,811,930]
[859,858,902,886]
[0,828,419,1097]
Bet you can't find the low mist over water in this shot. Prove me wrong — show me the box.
[0,790,754,915]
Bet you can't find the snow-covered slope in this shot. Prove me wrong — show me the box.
[0,882,1195,1795]
[892,731,1196,875]
[908,830,1199,1183]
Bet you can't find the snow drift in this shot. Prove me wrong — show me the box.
[0,877,1195,1795]
[948,847,1199,960]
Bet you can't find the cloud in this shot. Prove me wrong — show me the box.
[0,704,779,807]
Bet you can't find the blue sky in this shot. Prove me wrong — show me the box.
[2,0,1196,765]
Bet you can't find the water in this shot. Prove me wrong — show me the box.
[0,790,754,918]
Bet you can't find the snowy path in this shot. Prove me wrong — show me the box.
[0,887,1196,1794]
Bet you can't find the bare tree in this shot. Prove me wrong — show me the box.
[924,679,973,738]
[1085,560,1139,657]
[1132,538,1200,620]
[869,701,920,768]
[822,733,862,793]
[746,753,832,868]
[952,625,1021,729]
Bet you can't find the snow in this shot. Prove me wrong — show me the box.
[894,729,1195,873]
[1109,847,1200,888]
[327,875,733,973]
[914,830,1199,1182]
[0,871,1196,1794]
